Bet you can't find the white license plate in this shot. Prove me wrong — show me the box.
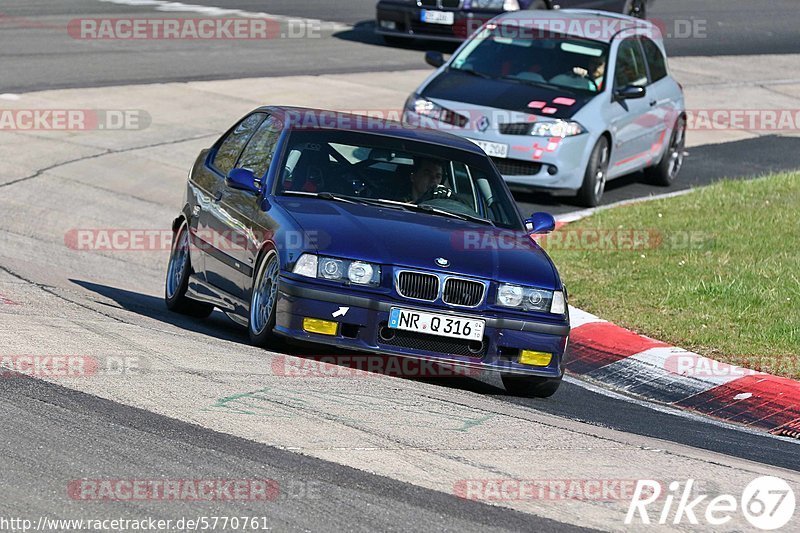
[468,138,509,158]
[421,10,454,25]
[389,308,485,341]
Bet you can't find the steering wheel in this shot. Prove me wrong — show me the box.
[415,184,455,204]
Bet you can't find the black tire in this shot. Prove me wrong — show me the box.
[164,221,214,318]
[248,249,280,346]
[576,136,610,208]
[531,0,548,9]
[624,0,647,18]
[645,116,686,186]
[501,374,562,398]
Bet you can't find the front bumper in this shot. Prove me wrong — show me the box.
[376,1,497,42]
[404,108,595,191]
[275,276,570,377]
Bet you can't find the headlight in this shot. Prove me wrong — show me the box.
[497,284,524,307]
[471,0,520,10]
[348,262,375,285]
[404,94,468,127]
[319,257,345,280]
[530,120,585,138]
[292,254,317,278]
[292,254,381,287]
[497,284,564,314]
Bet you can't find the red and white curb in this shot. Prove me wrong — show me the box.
[566,307,800,439]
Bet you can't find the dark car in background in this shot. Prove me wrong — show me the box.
[376,0,648,44]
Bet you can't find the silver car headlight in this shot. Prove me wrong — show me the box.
[496,284,565,314]
[471,0,520,10]
[293,254,381,287]
[404,94,468,127]
[530,120,586,138]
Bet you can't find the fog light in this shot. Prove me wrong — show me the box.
[303,318,338,336]
[380,20,397,30]
[519,350,552,367]
[547,165,558,176]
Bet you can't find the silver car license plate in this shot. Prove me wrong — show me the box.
[468,138,509,158]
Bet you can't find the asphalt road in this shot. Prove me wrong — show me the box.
[2,0,800,93]
[0,374,591,532]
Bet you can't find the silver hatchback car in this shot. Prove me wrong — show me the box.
[403,9,686,207]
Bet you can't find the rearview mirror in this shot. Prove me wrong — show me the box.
[225,168,260,194]
[425,51,445,68]
[525,212,556,235]
[614,85,647,100]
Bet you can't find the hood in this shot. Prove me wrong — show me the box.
[275,197,559,290]
[421,69,593,120]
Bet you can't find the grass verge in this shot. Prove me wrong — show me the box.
[546,171,800,378]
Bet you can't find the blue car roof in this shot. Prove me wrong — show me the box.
[260,105,486,156]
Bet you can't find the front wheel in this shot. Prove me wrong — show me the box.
[249,250,280,346]
[576,136,610,208]
[645,117,686,186]
[165,221,214,318]
[501,374,562,398]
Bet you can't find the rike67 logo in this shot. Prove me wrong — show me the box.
[626,476,795,530]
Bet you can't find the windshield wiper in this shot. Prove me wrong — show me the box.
[281,190,359,204]
[353,198,496,227]
[449,66,493,79]
[498,75,568,92]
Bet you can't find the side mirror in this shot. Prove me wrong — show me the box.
[425,51,445,68]
[225,168,260,194]
[614,85,647,100]
[525,212,556,235]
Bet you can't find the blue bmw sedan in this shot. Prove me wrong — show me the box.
[165,107,570,397]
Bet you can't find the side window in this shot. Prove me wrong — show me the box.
[212,113,265,176]
[614,39,648,88]
[641,38,668,82]
[236,116,283,179]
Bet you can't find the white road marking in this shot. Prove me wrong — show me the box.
[95,0,350,30]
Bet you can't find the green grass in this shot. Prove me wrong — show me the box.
[548,172,800,378]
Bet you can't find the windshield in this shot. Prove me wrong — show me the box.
[450,26,609,93]
[276,129,523,229]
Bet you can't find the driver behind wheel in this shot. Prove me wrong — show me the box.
[407,157,447,203]
[572,56,606,92]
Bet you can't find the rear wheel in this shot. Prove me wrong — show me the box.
[165,221,213,318]
[576,136,610,208]
[645,117,686,186]
[502,374,562,398]
[249,250,280,346]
